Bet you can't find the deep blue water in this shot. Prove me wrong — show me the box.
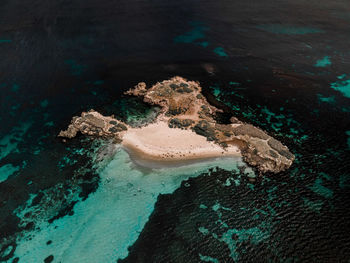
[1,0,350,262]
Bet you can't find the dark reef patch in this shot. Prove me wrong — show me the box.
[44,255,54,263]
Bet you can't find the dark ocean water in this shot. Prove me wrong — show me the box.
[1,0,350,262]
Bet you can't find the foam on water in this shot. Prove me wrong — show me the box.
[12,147,249,263]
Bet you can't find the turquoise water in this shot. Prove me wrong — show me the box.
[346,131,350,150]
[309,178,333,199]
[12,148,252,262]
[317,94,335,104]
[174,21,208,44]
[199,254,219,263]
[64,60,87,76]
[330,74,350,98]
[0,164,20,183]
[314,56,331,67]
[213,47,228,57]
[174,22,229,57]
[0,122,32,161]
[256,24,324,35]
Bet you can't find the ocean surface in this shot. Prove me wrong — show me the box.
[1,0,350,262]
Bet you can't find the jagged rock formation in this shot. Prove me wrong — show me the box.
[59,76,295,173]
[58,111,127,142]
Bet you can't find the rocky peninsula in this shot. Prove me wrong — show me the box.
[59,77,294,173]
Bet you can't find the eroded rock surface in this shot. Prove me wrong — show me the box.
[59,76,295,173]
[58,111,126,142]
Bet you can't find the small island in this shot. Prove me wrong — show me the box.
[59,77,294,173]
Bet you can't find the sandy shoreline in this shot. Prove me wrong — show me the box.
[122,145,242,169]
[121,122,241,165]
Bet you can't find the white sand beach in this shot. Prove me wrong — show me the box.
[121,121,241,164]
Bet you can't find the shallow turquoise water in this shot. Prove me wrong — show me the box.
[314,56,331,67]
[330,75,350,98]
[12,148,251,262]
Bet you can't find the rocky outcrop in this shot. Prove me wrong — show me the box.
[124,77,294,173]
[168,118,194,129]
[192,120,216,141]
[59,76,295,174]
[58,110,127,142]
[228,124,293,173]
